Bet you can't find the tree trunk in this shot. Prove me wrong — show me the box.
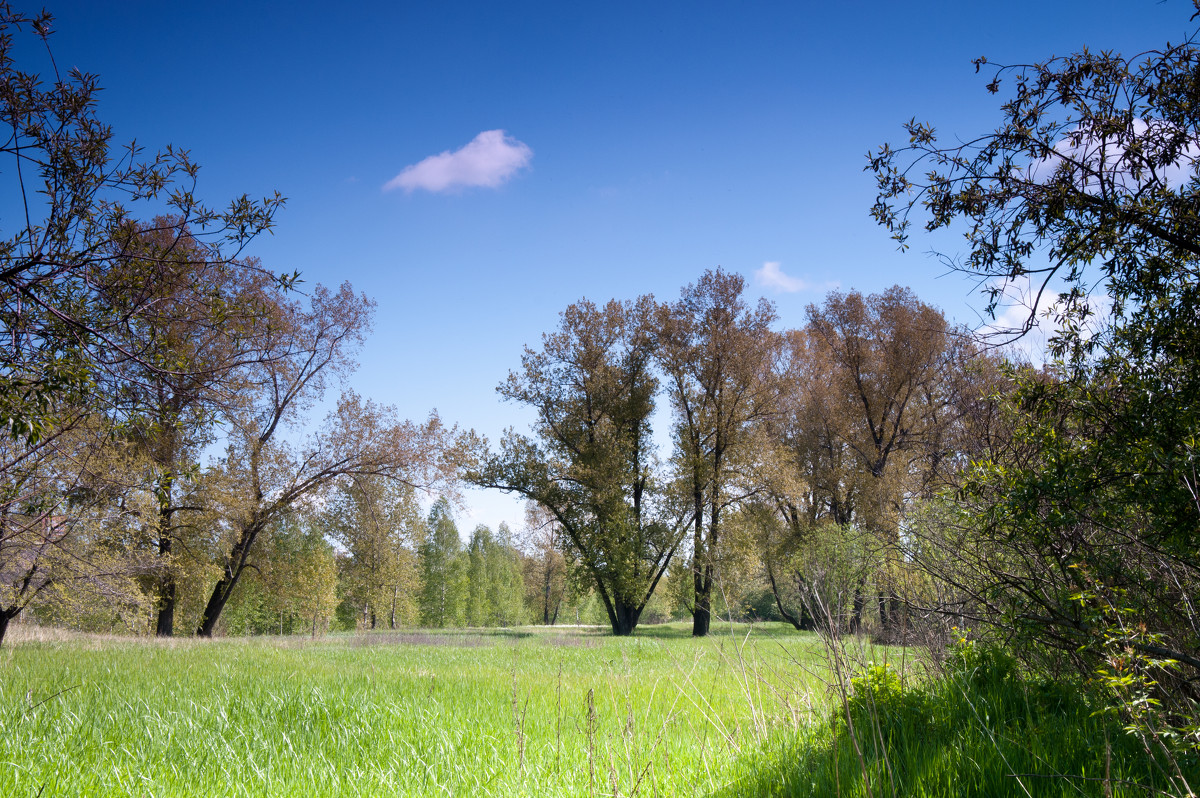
[153,522,176,636]
[692,562,712,637]
[196,523,260,637]
[0,610,11,648]
[849,578,866,634]
[154,562,176,637]
[767,565,814,631]
[691,484,709,637]
[390,587,398,630]
[609,599,641,636]
[197,582,230,637]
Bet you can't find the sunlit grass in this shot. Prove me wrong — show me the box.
[0,621,832,797]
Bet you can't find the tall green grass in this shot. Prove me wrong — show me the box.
[0,623,829,797]
[9,624,1185,796]
[718,641,1200,797]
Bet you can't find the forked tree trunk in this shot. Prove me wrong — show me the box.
[196,522,262,637]
[608,599,642,636]
[767,565,816,631]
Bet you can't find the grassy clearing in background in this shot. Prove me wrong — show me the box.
[0,622,832,797]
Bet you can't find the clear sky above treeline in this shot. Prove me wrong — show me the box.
[38,0,1196,531]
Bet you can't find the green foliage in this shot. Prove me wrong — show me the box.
[465,523,527,627]
[870,2,1200,756]
[217,514,339,637]
[418,498,467,628]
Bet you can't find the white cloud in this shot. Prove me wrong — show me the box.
[1022,118,1200,193]
[753,261,828,293]
[385,130,533,193]
[979,276,1112,365]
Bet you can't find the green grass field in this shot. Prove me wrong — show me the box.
[6,623,1192,797]
[0,622,835,797]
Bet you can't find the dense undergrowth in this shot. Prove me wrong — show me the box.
[721,642,1199,797]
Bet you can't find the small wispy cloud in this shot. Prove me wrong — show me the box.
[385,130,533,194]
[979,276,1112,365]
[754,261,834,294]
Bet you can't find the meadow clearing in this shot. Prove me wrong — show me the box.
[0,622,844,797]
[3,622,1193,797]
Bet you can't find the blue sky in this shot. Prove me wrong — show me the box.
[38,0,1197,532]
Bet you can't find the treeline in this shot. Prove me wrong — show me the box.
[471,272,1005,640]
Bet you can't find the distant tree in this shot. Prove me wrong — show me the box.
[418,498,466,627]
[264,514,339,638]
[195,284,456,636]
[465,525,492,626]
[485,522,526,626]
[325,476,422,629]
[518,501,567,625]
[656,268,779,636]
[465,523,524,627]
[471,298,687,636]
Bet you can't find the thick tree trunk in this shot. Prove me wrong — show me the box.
[609,599,641,636]
[154,571,176,637]
[0,610,11,648]
[153,506,176,636]
[196,582,230,637]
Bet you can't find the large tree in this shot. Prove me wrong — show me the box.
[103,219,275,636]
[471,297,686,636]
[0,5,285,643]
[656,268,779,636]
[768,287,967,634]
